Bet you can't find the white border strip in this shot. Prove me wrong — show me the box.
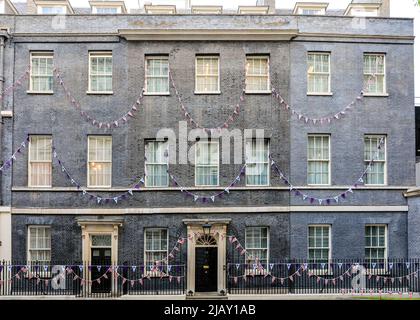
[11,206,408,215]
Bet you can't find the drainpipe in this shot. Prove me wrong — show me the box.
[0,35,5,206]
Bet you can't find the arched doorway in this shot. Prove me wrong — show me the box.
[195,235,218,292]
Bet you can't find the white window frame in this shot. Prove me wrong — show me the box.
[145,140,169,188]
[195,141,220,186]
[307,52,332,95]
[363,53,387,96]
[27,226,51,262]
[245,138,270,187]
[365,224,388,262]
[37,5,67,14]
[29,52,54,94]
[87,51,113,94]
[144,228,169,277]
[144,56,170,95]
[307,134,331,186]
[245,227,269,275]
[87,135,112,188]
[364,135,387,186]
[308,225,331,274]
[28,135,52,188]
[296,7,326,15]
[92,6,121,14]
[245,55,271,93]
[195,56,220,94]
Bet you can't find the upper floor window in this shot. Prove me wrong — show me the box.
[245,139,269,186]
[88,136,112,188]
[345,4,379,17]
[293,3,328,15]
[365,225,387,263]
[363,54,386,95]
[30,52,53,93]
[245,227,269,265]
[28,226,51,262]
[195,56,220,94]
[307,52,331,94]
[195,141,219,186]
[38,6,66,14]
[94,7,118,14]
[308,225,330,263]
[88,52,113,93]
[245,56,270,93]
[364,135,387,185]
[145,56,169,95]
[144,5,176,14]
[191,6,222,14]
[237,6,269,14]
[145,140,169,187]
[28,135,52,187]
[307,134,330,185]
[144,228,168,272]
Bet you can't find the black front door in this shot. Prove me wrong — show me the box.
[195,247,218,292]
[91,248,111,293]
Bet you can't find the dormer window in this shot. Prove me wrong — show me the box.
[90,1,127,14]
[39,5,66,14]
[293,2,328,15]
[34,0,74,15]
[144,5,176,14]
[344,3,380,17]
[237,6,269,15]
[191,6,222,14]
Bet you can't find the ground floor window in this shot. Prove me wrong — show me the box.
[308,225,331,263]
[144,228,168,274]
[365,225,387,262]
[27,226,51,262]
[245,227,269,265]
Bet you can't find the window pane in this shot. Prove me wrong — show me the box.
[90,54,112,92]
[196,57,219,92]
[88,136,112,187]
[145,141,169,187]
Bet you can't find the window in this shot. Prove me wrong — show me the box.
[88,52,113,93]
[363,54,386,95]
[365,225,387,262]
[144,5,176,14]
[195,141,219,186]
[307,135,330,185]
[145,140,168,187]
[245,227,269,265]
[237,6,269,14]
[28,226,51,262]
[245,139,269,186]
[245,56,270,93]
[364,135,386,185]
[94,7,119,14]
[345,5,379,17]
[191,6,222,14]
[30,52,54,93]
[88,136,112,188]
[145,56,169,94]
[195,56,220,93]
[144,228,168,273]
[28,135,52,187]
[308,225,330,263]
[307,52,331,94]
[38,6,66,14]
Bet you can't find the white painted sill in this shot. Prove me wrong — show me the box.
[86,91,114,95]
[307,92,333,96]
[27,90,54,95]
[143,92,170,96]
[363,93,389,97]
[194,91,221,95]
[245,90,272,95]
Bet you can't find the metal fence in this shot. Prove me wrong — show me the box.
[0,261,186,297]
[227,258,420,295]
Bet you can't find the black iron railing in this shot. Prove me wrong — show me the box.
[227,258,420,295]
[0,261,186,297]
